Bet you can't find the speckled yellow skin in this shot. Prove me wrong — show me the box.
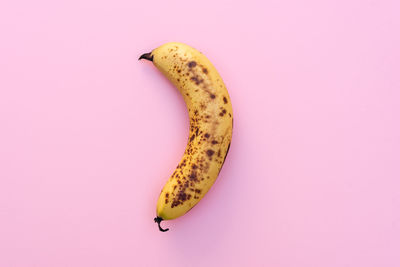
[148,42,233,220]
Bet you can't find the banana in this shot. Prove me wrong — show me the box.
[139,42,233,232]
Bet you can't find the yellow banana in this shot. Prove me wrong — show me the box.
[139,42,233,232]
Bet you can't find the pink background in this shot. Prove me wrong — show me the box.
[1,0,399,266]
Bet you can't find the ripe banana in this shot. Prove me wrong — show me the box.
[139,42,233,232]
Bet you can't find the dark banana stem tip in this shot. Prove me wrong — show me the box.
[154,217,169,232]
[139,52,153,61]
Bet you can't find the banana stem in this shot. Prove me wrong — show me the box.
[154,217,169,232]
[139,52,153,61]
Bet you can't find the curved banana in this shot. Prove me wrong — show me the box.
[139,42,233,232]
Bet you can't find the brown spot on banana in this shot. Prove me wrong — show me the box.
[206,149,215,158]
[188,61,197,68]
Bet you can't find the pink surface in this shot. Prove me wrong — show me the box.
[1,0,399,266]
